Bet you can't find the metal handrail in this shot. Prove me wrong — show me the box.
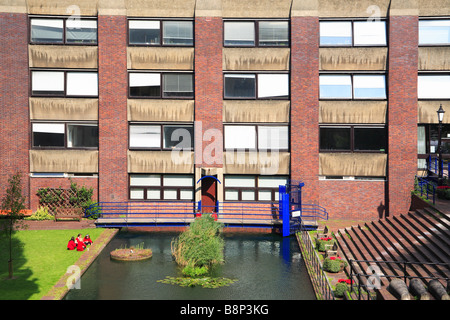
[415,176,437,204]
[85,201,280,224]
[297,225,335,300]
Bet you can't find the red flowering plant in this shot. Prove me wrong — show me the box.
[338,279,353,285]
[323,256,348,273]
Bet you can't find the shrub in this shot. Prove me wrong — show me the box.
[335,282,350,298]
[323,257,347,273]
[315,237,334,252]
[182,263,209,277]
[437,187,450,200]
[25,206,54,221]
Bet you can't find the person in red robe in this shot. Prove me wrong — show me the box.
[75,234,83,246]
[83,234,93,246]
[76,239,86,251]
[67,237,76,250]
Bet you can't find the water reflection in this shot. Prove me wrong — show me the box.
[65,230,315,300]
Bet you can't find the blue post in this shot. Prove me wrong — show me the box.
[281,193,290,237]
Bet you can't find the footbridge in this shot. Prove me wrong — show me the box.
[85,181,328,236]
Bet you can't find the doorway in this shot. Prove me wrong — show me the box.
[200,175,218,213]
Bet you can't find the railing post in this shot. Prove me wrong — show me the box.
[281,193,290,237]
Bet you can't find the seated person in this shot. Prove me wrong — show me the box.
[67,237,76,250]
[75,234,83,245]
[83,234,93,246]
[76,239,86,251]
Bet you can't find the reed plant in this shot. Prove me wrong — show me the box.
[171,215,224,269]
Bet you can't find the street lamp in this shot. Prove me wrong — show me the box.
[437,104,445,185]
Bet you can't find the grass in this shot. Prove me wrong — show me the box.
[0,228,104,300]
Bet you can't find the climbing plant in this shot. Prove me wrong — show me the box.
[36,179,95,214]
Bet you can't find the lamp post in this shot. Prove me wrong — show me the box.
[437,104,445,185]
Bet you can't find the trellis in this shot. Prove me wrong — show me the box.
[37,187,79,214]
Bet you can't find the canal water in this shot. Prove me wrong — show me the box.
[64,229,315,300]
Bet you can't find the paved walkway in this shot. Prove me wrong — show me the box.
[434,197,450,214]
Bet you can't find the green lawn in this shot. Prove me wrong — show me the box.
[0,228,104,300]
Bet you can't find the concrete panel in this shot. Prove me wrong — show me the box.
[29,45,98,69]
[127,47,194,70]
[223,48,290,71]
[320,47,387,71]
[418,47,450,71]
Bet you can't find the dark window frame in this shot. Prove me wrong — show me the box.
[223,175,288,202]
[418,17,450,47]
[417,72,450,100]
[128,71,194,99]
[319,18,388,48]
[30,69,99,98]
[223,19,290,48]
[128,174,195,201]
[223,123,290,152]
[319,72,387,101]
[127,18,194,47]
[418,124,450,160]
[31,121,99,150]
[319,125,387,153]
[128,122,194,151]
[28,16,98,45]
[223,72,290,100]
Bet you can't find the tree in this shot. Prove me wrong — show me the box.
[0,172,27,279]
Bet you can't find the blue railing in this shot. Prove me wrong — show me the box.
[85,201,197,225]
[415,176,437,205]
[300,203,329,222]
[85,200,280,227]
[86,181,329,235]
[428,155,449,178]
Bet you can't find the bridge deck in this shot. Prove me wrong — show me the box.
[95,217,282,226]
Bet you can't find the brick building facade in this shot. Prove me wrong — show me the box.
[1,0,449,220]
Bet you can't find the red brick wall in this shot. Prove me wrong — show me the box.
[194,17,223,168]
[290,16,320,206]
[98,15,128,203]
[29,177,98,212]
[319,180,386,221]
[0,13,30,207]
[387,16,418,216]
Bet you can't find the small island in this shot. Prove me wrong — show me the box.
[110,243,152,261]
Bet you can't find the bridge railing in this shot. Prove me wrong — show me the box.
[85,201,198,224]
[200,201,280,224]
[85,200,280,225]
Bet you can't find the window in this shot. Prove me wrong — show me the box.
[419,19,450,45]
[319,20,386,46]
[32,122,98,149]
[31,70,98,97]
[128,20,193,46]
[418,124,450,155]
[320,126,386,152]
[418,75,450,99]
[319,74,386,99]
[224,175,288,201]
[30,17,97,44]
[224,73,289,99]
[129,174,194,200]
[224,20,289,47]
[129,72,193,98]
[129,124,194,150]
[224,125,289,151]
